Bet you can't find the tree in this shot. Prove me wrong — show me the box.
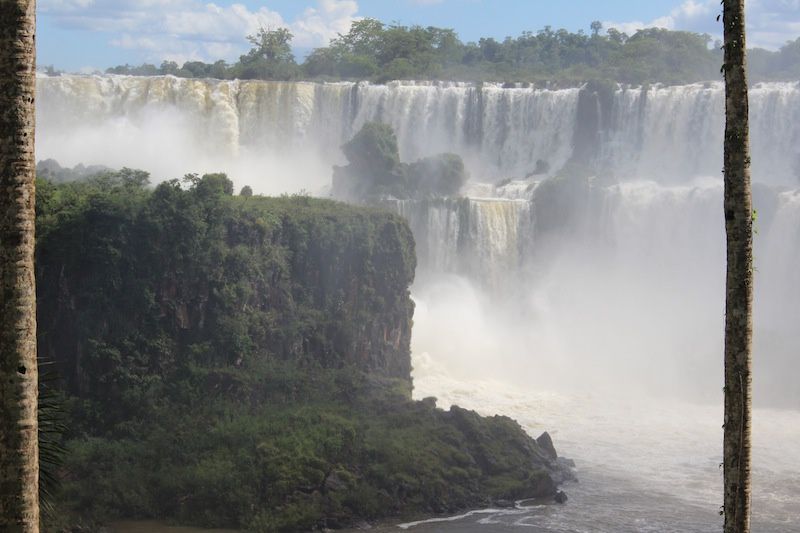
[333,122,466,201]
[0,0,41,531]
[245,27,294,63]
[159,60,179,75]
[721,1,753,532]
[333,122,405,200]
[237,27,297,80]
[336,18,385,56]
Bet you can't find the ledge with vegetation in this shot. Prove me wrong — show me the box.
[82,19,800,86]
[37,169,572,531]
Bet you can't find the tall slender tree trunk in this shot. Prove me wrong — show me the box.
[722,1,753,532]
[0,1,40,531]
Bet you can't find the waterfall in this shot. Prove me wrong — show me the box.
[37,75,799,187]
[37,74,800,314]
[36,76,581,183]
[603,82,800,184]
[37,73,800,530]
[756,191,800,406]
[397,197,531,289]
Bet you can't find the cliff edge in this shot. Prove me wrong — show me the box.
[36,170,571,531]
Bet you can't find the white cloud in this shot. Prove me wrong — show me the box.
[747,0,800,48]
[604,1,717,36]
[605,0,800,49]
[39,0,360,64]
[291,0,359,48]
[41,0,95,9]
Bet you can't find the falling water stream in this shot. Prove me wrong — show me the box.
[39,76,800,532]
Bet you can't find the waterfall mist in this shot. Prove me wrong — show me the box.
[39,74,800,530]
[37,74,800,404]
[37,76,337,194]
[400,182,795,412]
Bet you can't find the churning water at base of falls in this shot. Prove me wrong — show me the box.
[401,280,800,533]
[398,175,800,531]
[39,74,800,532]
[406,363,800,532]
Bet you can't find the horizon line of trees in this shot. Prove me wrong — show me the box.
[86,19,800,85]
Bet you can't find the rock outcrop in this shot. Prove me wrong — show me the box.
[35,170,571,531]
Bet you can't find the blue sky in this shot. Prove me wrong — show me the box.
[39,0,800,72]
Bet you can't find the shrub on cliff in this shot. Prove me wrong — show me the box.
[36,171,416,427]
[334,122,408,199]
[333,122,467,201]
[407,153,467,198]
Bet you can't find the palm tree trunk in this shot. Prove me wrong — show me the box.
[722,1,753,532]
[0,1,40,531]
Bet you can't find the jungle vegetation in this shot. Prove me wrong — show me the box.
[100,20,800,85]
[36,170,565,531]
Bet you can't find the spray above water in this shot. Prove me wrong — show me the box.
[38,74,800,530]
[36,74,800,403]
[39,75,800,188]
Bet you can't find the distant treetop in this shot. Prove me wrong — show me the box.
[103,21,800,85]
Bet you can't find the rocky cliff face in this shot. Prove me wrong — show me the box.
[277,200,416,378]
[36,176,415,410]
[36,173,571,531]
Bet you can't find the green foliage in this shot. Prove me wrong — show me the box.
[106,63,160,76]
[407,153,468,198]
[36,170,416,424]
[246,27,295,62]
[183,172,234,196]
[55,362,558,531]
[610,29,718,84]
[38,359,68,520]
[36,170,562,531]
[233,27,299,80]
[108,26,299,81]
[750,37,800,80]
[36,159,111,183]
[333,122,467,201]
[103,21,800,84]
[343,122,402,174]
[334,122,406,200]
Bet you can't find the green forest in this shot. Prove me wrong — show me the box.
[36,170,569,531]
[101,19,800,84]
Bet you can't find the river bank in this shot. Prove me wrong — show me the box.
[109,521,238,533]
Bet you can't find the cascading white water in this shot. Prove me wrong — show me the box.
[37,75,800,188]
[397,197,531,288]
[38,74,800,532]
[397,199,464,273]
[603,82,800,184]
[36,76,581,188]
[407,178,800,531]
[36,72,800,397]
